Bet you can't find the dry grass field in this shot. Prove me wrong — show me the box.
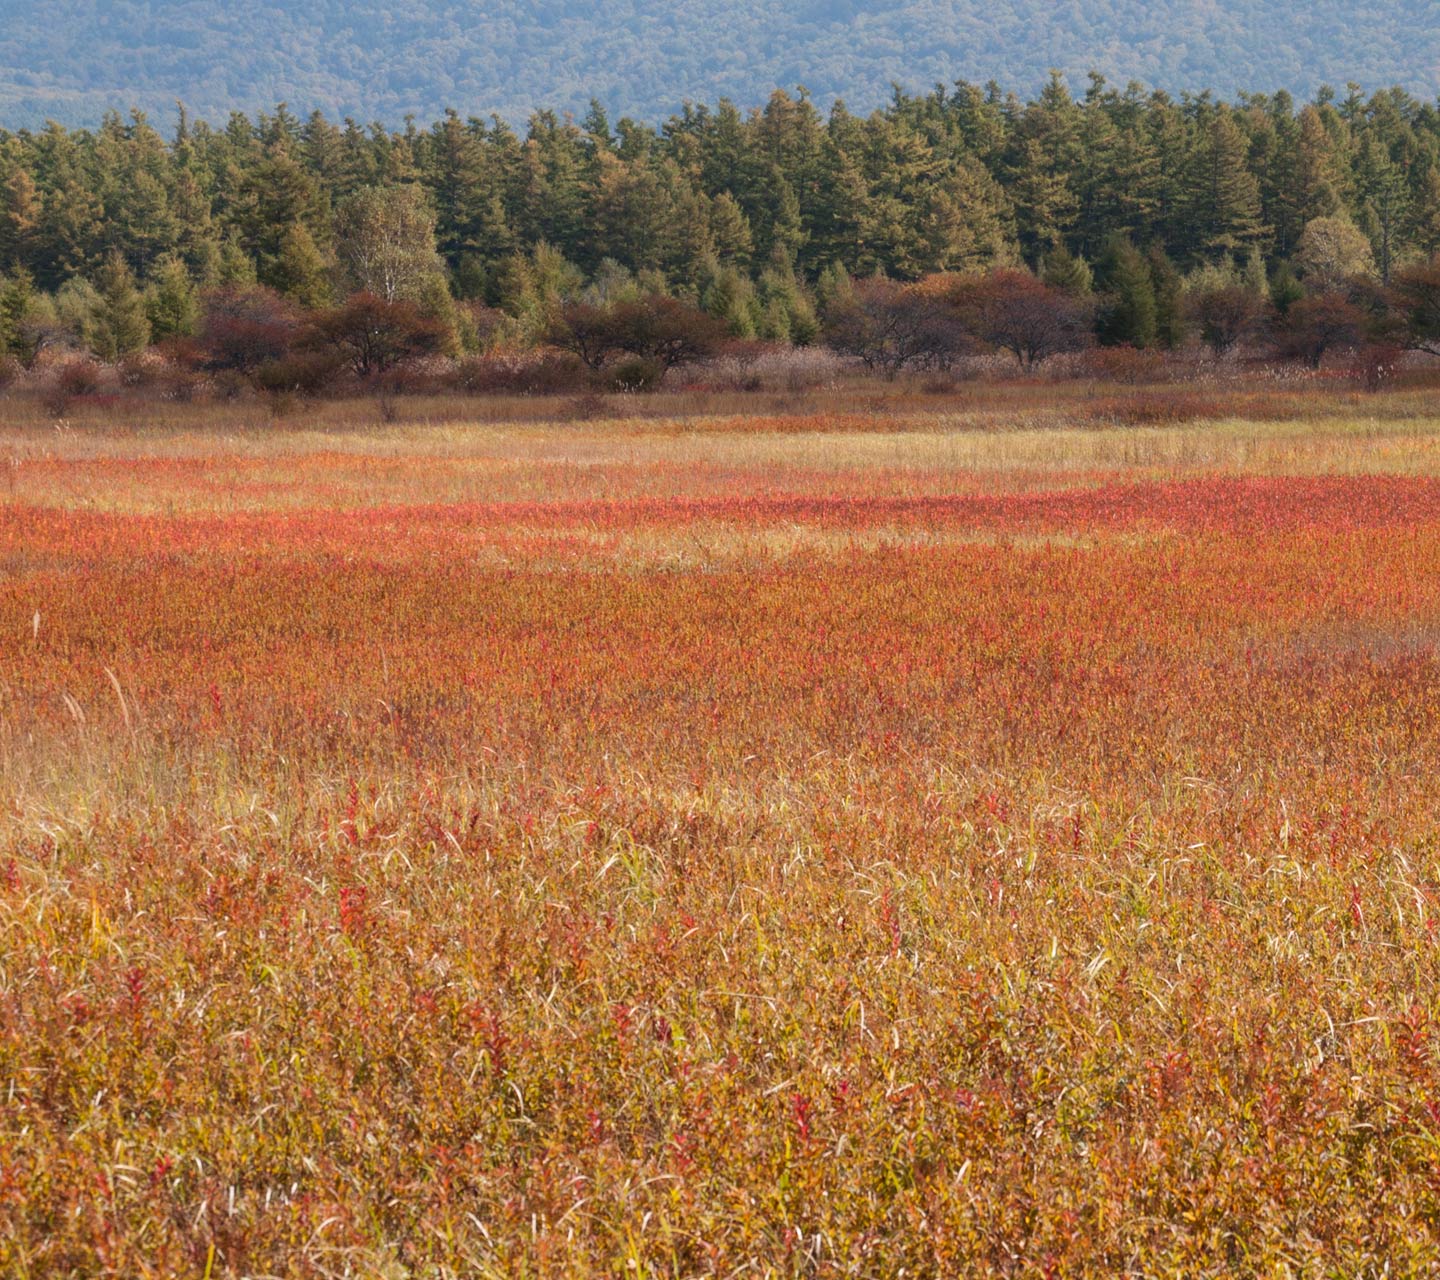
[5,384,1440,1276]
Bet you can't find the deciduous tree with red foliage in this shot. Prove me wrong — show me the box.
[1391,256,1440,357]
[197,287,300,373]
[306,293,445,378]
[1185,284,1267,356]
[949,269,1092,368]
[546,294,726,371]
[544,301,622,370]
[609,295,727,369]
[823,278,968,378]
[1274,292,1365,369]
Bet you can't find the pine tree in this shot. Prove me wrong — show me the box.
[1077,111,1161,255]
[0,270,34,358]
[1041,244,1093,295]
[216,235,259,287]
[1269,261,1304,314]
[1356,137,1409,283]
[301,110,347,191]
[452,254,489,302]
[762,173,807,267]
[516,112,588,256]
[1185,111,1264,260]
[859,193,914,277]
[948,81,1009,168]
[582,100,614,156]
[0,168,39,272]
[813,262,855,320]
[1096,236,1157,347]
[426,110,490,270]
[169,168,219,280]
[709,192,754,267]
[1147,245,1185,348]
[759,294,792,342]
[495,241,583,337]
[1011,137,1078,262]
[469,191,518,276]
[1241,246,1270,296]
[233,147,330,285]
[587,154,682,275]
[807,133,872,271]
[87,250,151,360]
[759,251,819,344]
[144,255,198,340]
[97,113,180,273]
[754,89,823,189]
[416,271,464,357]
[671,188,718,286]
[11,82,1440,348]
[699,259,760,337]
[273,223,333,308]
[1292,106,1344,225]
[698,100,754,204]
[912,158,1015,274]
[1009,73,1083,261]
[1407,167,1440,261]
[375,118,421,186]
[1148,98,1193,252]
[337,119,381,194]
[37,167,106,289]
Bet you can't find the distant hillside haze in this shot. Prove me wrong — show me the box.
[0,0,1436,127]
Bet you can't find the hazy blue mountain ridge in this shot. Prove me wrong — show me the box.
[0,0,1436,127]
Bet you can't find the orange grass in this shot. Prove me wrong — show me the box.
[4,415,1440,1275]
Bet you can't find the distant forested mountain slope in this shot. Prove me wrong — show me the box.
[0,0,1436,127]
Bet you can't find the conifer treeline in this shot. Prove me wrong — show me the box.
[2,76,1440,331]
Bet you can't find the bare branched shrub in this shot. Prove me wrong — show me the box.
[449,352,593,395]
[695,346,846,393]
[823,278,969,378]
[1082,345,1167,384]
